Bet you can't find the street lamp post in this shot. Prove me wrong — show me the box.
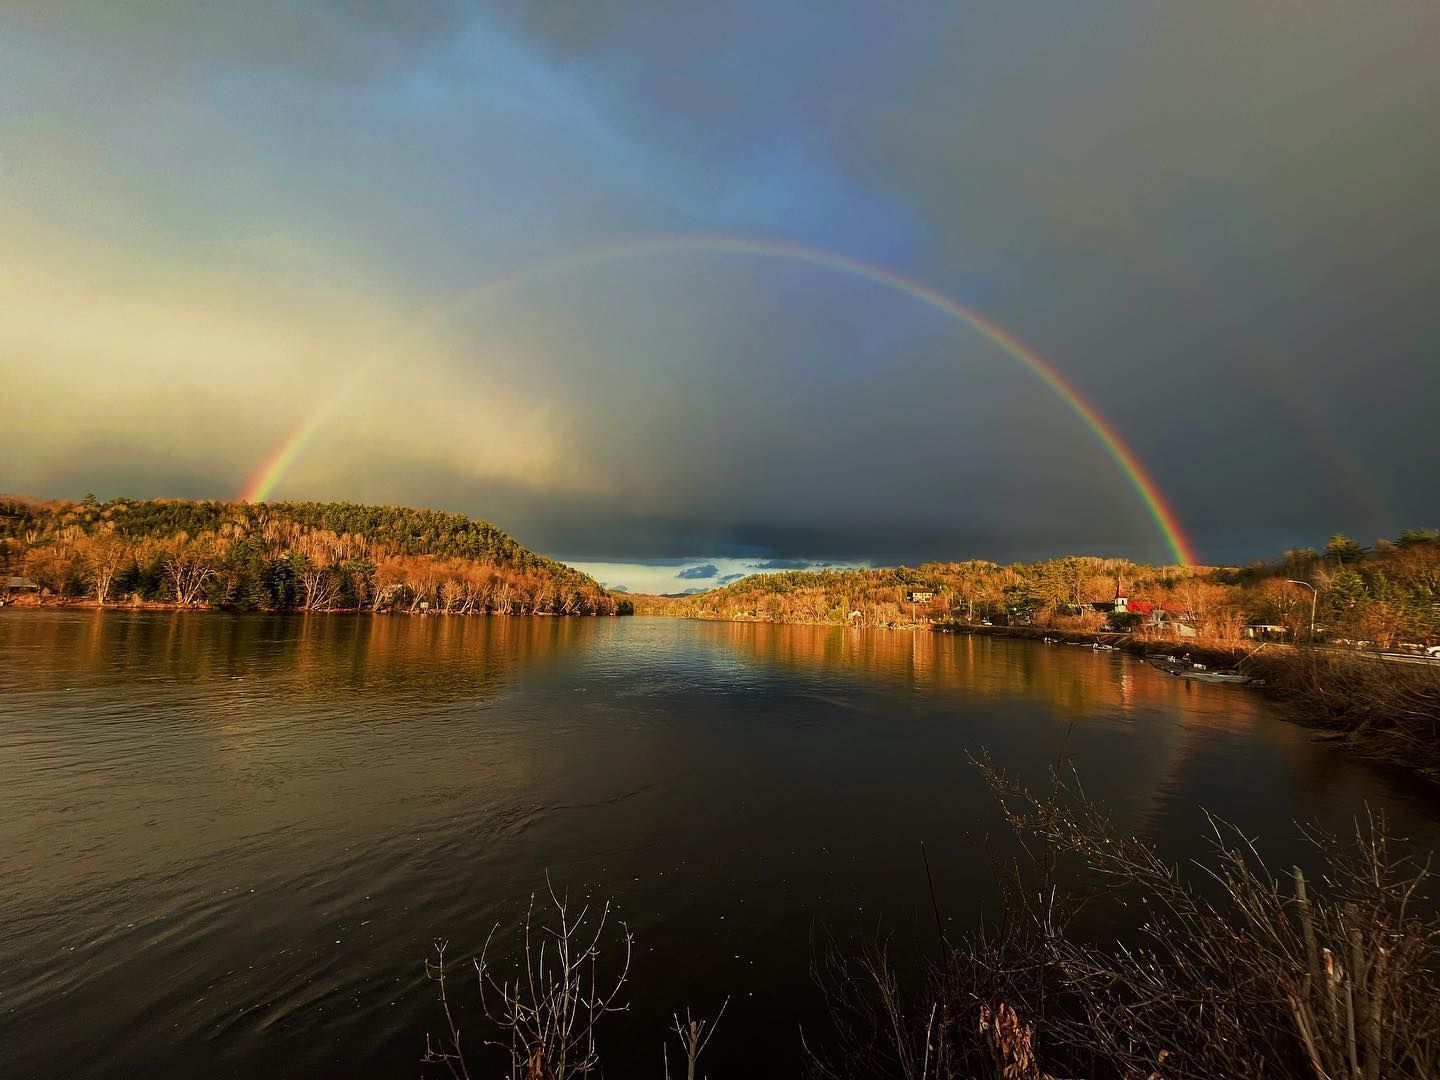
[1287,579,1318,643]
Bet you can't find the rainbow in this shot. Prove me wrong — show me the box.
[238,392,349,504]
[239,234,1198,565]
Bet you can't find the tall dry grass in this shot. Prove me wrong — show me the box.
[421,762,1439,1078]
[1252,650,1440,777]
[808,758,1440,1080]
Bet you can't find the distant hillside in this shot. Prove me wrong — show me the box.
[0,495,629,615]
[634,533,1440,645]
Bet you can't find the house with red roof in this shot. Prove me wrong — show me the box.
[1090,578,1196,636]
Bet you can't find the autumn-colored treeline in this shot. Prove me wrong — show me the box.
[0,495,631,616]
[633,560,1206,629]
[634,530,1440,645]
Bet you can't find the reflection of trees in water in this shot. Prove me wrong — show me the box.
[699,621,1272,724]
[11,611,1414,862]
[1,616,627,967]
[20,609,602,707]
[695,620,1363,852]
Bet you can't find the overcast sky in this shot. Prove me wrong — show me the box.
[4,2,1437,588]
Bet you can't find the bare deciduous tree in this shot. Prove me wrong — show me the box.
[163,535,217,606]
[77,529,130,604]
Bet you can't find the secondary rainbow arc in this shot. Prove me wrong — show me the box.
[239,234,1198,566]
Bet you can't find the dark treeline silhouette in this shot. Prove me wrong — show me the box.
[0,495,631,616]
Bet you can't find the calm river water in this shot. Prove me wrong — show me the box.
[2,611,1437,1077]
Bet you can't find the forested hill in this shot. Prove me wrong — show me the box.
[0,495,627,615]
[632,531,1440,646]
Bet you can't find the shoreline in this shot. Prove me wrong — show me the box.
[0,596,622,617]
[933,620,1440,785]
[931,618,1253,666]
[653,613,1440,786]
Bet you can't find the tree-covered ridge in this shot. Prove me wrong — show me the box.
[0,495,626,615]
[636,557,1180,626]
[635,532,1440,646]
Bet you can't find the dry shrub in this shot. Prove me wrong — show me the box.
[423,880,632,1080]
[807,896,1058,1080]
[665,1000,729,1080]
[423,878,726,1080]
[810,759,1440,1080]
[1254,651,1440,775]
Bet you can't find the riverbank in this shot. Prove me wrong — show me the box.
[1247,648,1440,782]
[649,611,1440,783]
[935,620,1440,782]
[1,595,202,612]
[0,595,628,616]
[931,618,1250,665]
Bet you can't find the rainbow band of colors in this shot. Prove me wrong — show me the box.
[240,403,339,512]
[240,234,1198,566]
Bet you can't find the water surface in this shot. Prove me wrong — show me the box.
[2,611,1436,1077]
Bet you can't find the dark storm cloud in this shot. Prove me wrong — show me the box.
[6,2,1438,567]
[4,0,473,83]
[22,439,243,505]
[717,573,745,585]
[487,2,1440,559]
[677,564,719,580]
[333,450,1130,567]
[751,559,818,571]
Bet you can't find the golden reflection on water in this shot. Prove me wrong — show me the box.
[685,618,1405,848]
[0,611,1427,910]
[13,612,1269,741]
[0,612,602,894]
[10,608,595,698]
[698,620,1263,729]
